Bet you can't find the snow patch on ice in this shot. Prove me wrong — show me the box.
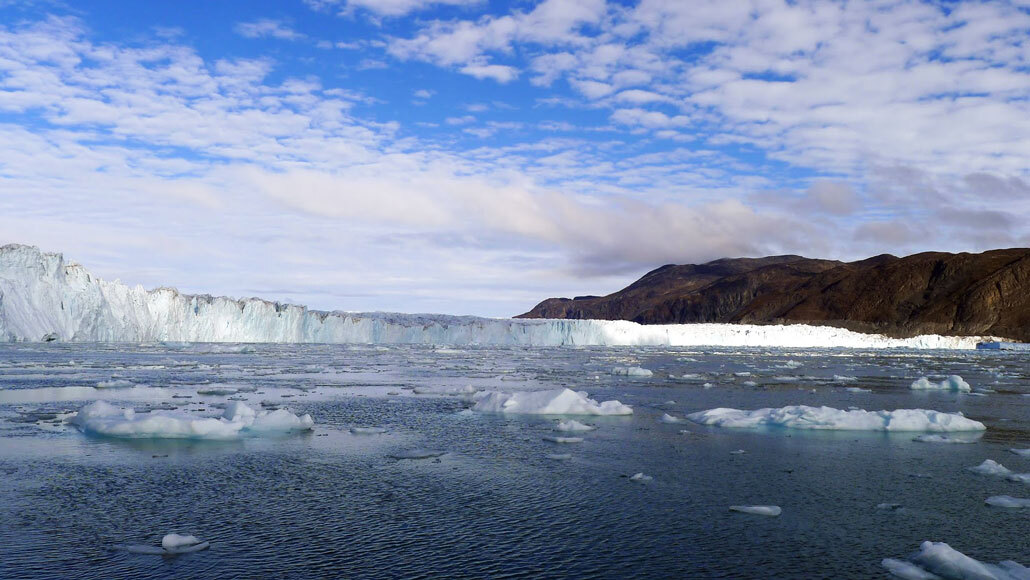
[472,388,632,416]
[687,405,985,432]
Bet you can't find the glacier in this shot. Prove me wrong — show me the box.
[0,244,999,348]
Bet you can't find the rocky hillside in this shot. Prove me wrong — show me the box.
[518,249,1030,341]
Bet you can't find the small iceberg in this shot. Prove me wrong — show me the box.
[126,534,209,556]
[1010,448,1030,457]
[611,366,653,377]
[545,453,572,460]
[882,541,1028,580]
[70,400,314,440]
[659,413,685,424]
[729,505,781,516]
[913,434,981,444]
[985,495,1030,508]
[967,459,1030,483]
[629,472,653,483]
[910,375,971,392]
[543,436,584,444]
[350,427,387,435]
[845,387,872,393]
[555,419,595,432]
[472,388,632,415]
[687,405,985,432]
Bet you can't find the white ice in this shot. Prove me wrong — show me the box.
[70,400,313,439]
[472,388,632,415]
[350,427,387,435]
[0,244,997,348]
[95,379,138,389]
[884,541,1030,580]
[162,534,201,550]
[629,473,653,483]
[967,460,1030,484]
[729,505,781,516]
[985,496,1030,508]
[555,419,596,432]
[545,453,572,460]
[1010,449,1030,457]
[687,405,986,432]
[659,413,685,424]
[913,434,981,444]
[910,376,972,392]
[127,534,209,556]
[611,366,653,377]
[543,436,584,444]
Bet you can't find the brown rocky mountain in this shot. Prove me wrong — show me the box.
[518,249,1030,341]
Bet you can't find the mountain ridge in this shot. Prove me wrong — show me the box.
[517,249,1030,342]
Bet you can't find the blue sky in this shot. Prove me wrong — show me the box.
[0,0,1028,316]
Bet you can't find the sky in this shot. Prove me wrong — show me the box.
[0,0,1028,317]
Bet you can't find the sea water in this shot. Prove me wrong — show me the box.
[0,343,1027,579]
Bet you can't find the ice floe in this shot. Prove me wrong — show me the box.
[390,449,446,460]
[70,400,313,439]
[126,534,209,556]
[96,379,137,389]
[845,387,872,393]
[611,366,653,377]
[729,505,781,516]
[882,541,1029,580]
[629,473,653,483]
[967,460,1030,483]
[659,413,685,424]
[543,436,584,444]
[472,388,632,415]
[910,375,971,392]
[985,496,1030,508]
[687,405,986,432]
[350,427,387,435]
[545,453,572,460]
[913,434,982,444]
[1010,449,1030,458]
[555,419,596,432]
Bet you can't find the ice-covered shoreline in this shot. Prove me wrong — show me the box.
[0,244,1001,348]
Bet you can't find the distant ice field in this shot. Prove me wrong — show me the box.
[0,343,1027,579]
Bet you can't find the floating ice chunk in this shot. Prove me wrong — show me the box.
[729,505,781,516]
[96,379,137,389]
[659,413,685,424]
[555,420,595,432]
[687,405,985,432]
[846,387,872,393]
[910,375,971,392]
[543,436,583,444]
[914,434,981,444]
[472,388,632,415]
[126,534,209,556]
[985,495,1030,508]
[968,459,1012,477]
[1010,449,1030,458]
[611,366,653,377]
[390,449,446,460]
[834,375,858,382]
[877,503,903,510]
[546,453,572,460]
[629,473,653,483]
[350,427,387,435]
[730,449,747,455]
[890,541,1030,580]
[70,400,313,440]
[881,558,942,580]
[162,534,201,550]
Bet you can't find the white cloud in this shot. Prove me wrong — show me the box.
[234,19,304,41]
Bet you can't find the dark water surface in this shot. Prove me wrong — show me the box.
[0,343,1027,579]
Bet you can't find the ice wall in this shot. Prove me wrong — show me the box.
[0,244,993,348]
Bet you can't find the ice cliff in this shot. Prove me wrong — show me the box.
[0,244,994,348]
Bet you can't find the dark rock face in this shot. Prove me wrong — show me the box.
[517,249,1030,341]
